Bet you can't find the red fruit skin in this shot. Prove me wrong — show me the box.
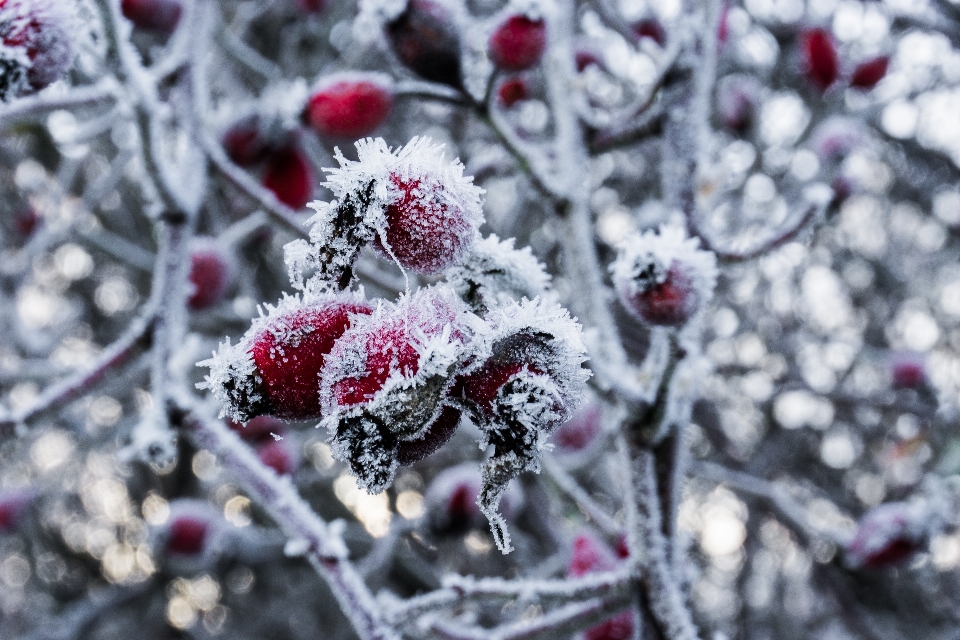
[717,4,729,44]
[223,118,272,167]
[331,323,421,408]
[228,415,286,443]
[375,174,475,274]
[620,263,699,327]
[575,48,601,72]
[891,357,926,389]
[295,0,327,13]
[489,15,547,71]
[387,0,462,88]
[0,7,72,95]
[166,516,208,555]
[257,440,296,476]
[850,56,888,90]
[121,0,183,33]
[263,147,314,210]
[632,18,667,47]
[252,302,372,421]
[497,77,529,108]
[584,612,636,640]
[13,207,40,237]
[395,405,462,465]
[187,246,233,310]
[306,80,393,139]
[802,28,839,91]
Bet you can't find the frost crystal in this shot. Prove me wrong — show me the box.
[321,285,477,493]
[611,225,718,327]
[446,234,552,313]
[287,137,485,290]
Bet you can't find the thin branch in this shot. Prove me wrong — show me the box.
[698,202,823,263]
[395,79,468,105]
[177,397,400,640]
[541,458,622,538]
[0,81,118,129]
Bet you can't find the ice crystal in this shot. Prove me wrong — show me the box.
[446,234,552,313]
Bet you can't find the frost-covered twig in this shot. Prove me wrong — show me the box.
[0,80,118,129]
[177,396,400,640]
[396,79,468,105]
[698,202,823,263]
[541,457,622,537]
[429,594,635,640]
[387,569,633,625]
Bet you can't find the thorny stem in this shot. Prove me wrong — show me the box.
[178,398,400,640]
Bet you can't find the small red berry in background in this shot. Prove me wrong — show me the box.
[628,264,699,327]
[568,532,636,640]
[631,17,667,47]
[574,42,603,72]
[386,0,463,88]
[846,502,925,568]
[801,28,839,92]
[425,463,523,533]
[13,207,40,238]
[497,77,529,108]
[890,353,927,389]
[166,515,209,555]
[0,488,33,533]
[187,240,234,310]
[222,117,273,167]
[294,0,327,14]
[552,400,603,457]
[227,415,286,443]
[263,146,314,210]
[489,15,547,71]
[717,4,729,45]
[121,0,183,33]
[257,439,298,476]
[717,75,760,133]
[850,55,889,90]
[0,0,74,99]
[305,74,394,139]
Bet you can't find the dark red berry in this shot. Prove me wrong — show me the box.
[227,415,286,443]
[585,612,636,640]
[375,173,478,274]
[295,0,327,13]
[0,489,32,533]
[717,4,729,44]
[622,263,700,327]
[257,439,297,476]
[553,401,602,455]
[306,77,393,139]
[0,1,73,98]
[717,75,759,133]
[850,55,888,90]
[121,0,183,33]
[386,0,463,88]
[497,77,528,108]
[891,355,926,389]
[13,207,40,237]
[802,28,839,91]
[167,516,208,555]
[263,146,314,210]
[489,15,547,71]
[575,44,602,72]
[251,300,373,421]
[395,405,462,465]
[568,531,616,576]
[631,18,666,47]
[846,502,923,568]
[187,242,234,310]
[223,117,272,167]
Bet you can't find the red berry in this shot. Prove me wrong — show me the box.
[257,439,297,476]
[574,44,603,72]
[846,502,924,568]
[891,354,926,389]
[375,173,478,274]
[227,415,286,443]
[568,531,617,576]
[631,18,667,47]
[305,75,393,139]
[585,612,636,640]
[0,489,33,533]
[395,405,462,465]
[121,0,183,33]
[626,264,699,327]
[553,401,602,455]
[295,0,327,13]
[489,15,547,71]
[850,55,888,90]
[801,28,839,91]
[0,0,73,99]
[497,77,529,108]
[167,516,208,555]
[13,207,40,237]
[250,299,373,421]
[187,241,234,310]
[386,0,463,88]
[263,146,314,210]
[223,117,273,167]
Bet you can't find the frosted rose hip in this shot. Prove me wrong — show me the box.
[257,439,298,476]
[801,28,839,91]
[295,0,327,13]
[187,240,234,310]
[223,116,273,167]
[199,292,373,423]
[167,516,208,555]
[489,15,546,71]
[0,0,74,100]
[227,415,286,443]
[306,74,393,139]
[611,225,718,328]
[263,146,314,210]
[386,0,462,88]
[0,488,33,532]
[121,0,182,33]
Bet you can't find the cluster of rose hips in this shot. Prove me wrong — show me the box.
[201,137,588,552]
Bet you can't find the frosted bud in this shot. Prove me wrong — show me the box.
[611,225,717,328]
[446,234,552,314]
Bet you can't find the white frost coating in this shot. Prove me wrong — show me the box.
[310,70,394,95]
[197,288,369,422]
[845,500,932,568]
[611,224,718,307]
[259,77,311,132]
[503,0,556,21]
[446,234,553,312]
